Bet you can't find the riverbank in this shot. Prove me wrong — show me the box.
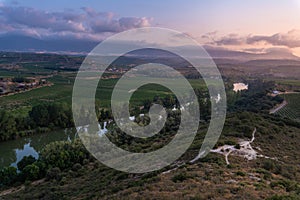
[0,128,77,168]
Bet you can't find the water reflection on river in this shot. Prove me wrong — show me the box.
[0,128,77,168]
[0,122,109,168]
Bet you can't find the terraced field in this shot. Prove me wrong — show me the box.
[275,93,300,122]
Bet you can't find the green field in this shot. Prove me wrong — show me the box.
[274,79,300,87]
[0,74,74,110]
[275,93,300,122]
[267,78,300,91]
[0,52,211,113]
[0,72,208,114]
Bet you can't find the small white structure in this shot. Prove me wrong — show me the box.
[233,83,248,92]
[273,90,280,95]
[129,116,135,121]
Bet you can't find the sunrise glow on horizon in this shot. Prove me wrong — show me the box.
[0,0,300,56]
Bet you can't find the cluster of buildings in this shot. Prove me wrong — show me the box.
[0,77,48,95]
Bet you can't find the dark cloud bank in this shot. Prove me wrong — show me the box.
[0,4,152,53]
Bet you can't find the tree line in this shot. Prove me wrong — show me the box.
[0,103,74,141]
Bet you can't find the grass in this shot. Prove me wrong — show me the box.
[96,78,207,107]
[274,79,300,87]
[265,78,300,91]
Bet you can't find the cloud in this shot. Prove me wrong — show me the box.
[205,33,248,46]
[215,34,245,46]
[207,30,300,49]
[0,5,153,41]
[246,30,300,48]
[241,47,293,55]
[119,17,151,29]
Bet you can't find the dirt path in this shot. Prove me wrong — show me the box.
[0,179,45,198]
[269,91,300,97]
[269,100,287,114]
[0,186,25,197]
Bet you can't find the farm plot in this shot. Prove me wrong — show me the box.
[275,93,300,122]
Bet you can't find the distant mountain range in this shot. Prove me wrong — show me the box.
[0,34,97,54]
[0,34,300,63]
[203,45,300,62]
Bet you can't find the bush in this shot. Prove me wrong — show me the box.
[234,144,241,149]
[270,180,298,192]
[17,155,37,171]
[72,163,82,172]
[236,171,246,176]
[46,167,61,181]
[171,172,189,183]
[22,164,40,181]
[40,139,89,170]
[0,166,17,186]
[262,160,275,171]
[267,194,300,200]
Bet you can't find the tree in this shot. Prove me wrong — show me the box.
[0,166,17,186]
[22,164,40,181]
[40,139,89,170]
[17,155,37,171]
[0,110,17,141]
[29,104,49,127]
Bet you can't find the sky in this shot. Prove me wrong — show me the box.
[1,0,300,56]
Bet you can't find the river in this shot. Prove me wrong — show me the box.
[0,129,77,168]
[0,122,109,169]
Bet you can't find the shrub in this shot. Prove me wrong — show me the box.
[17,155,37,171]
[171,172,189,183]
[40,139,89,170]
[46,167,61,181]
[236,171,246,176]
[262,160,275,171]
[0,166,17,186]
[72,163,82,172]
[22,164,40,181]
